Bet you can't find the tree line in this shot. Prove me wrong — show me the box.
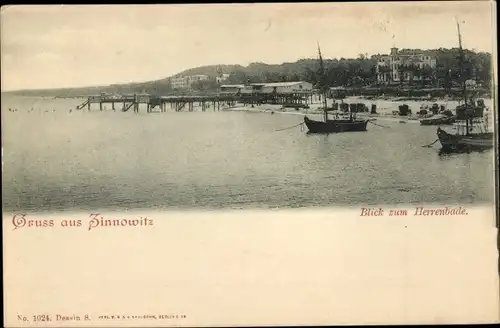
[188,48,492,93]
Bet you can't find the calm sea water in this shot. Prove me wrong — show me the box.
[2,95,495,213]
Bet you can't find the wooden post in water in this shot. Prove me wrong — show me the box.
[112,102,115,111]
[87,100,91,111]
[100,102,103,111]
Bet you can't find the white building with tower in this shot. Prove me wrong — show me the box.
[375,47,437,84]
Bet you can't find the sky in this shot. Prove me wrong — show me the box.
[1,2,496,91]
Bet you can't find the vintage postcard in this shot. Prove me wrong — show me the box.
[2,2,498,326]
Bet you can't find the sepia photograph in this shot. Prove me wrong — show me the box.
[1,3,497,213]
[2,2,498,326]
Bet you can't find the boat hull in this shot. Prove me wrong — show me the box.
[437,127,494,152]
[420,116,456,125]
[304,116,368,133]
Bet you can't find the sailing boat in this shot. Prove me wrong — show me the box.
[436,20,494,152]
[303,43,369,133]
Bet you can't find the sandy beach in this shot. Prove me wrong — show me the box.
[220,96,494,126]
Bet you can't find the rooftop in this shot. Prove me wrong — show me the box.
[220,81,310,89]
[380,53,432,58]
[257,81,308,87]
[220,84,245,88]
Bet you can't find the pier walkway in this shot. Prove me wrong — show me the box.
[75,92,314,113]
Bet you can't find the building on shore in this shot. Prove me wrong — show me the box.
[219,84,245,96]
[257,81,313,94]
[216,74,231,84]
[171,75,210,89]
[219,81,314,107]
[375,47,437,85]
[219,81,313,96]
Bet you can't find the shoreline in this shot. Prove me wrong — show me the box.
[3,95,493,126]
[222,104,427,124]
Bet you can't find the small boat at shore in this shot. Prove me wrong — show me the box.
[303,43,369,134]
[304,115,368,133]
[420,113,456,125]
[437,127,493,151]
[436,20,494,152]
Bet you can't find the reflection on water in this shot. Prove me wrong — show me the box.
[1,96,495,213]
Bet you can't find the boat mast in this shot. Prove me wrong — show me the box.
[456,18,469,135]
[317,42,328,121]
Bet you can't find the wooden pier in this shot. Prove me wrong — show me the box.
[76,92,314,113]
[76,94,241,113]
